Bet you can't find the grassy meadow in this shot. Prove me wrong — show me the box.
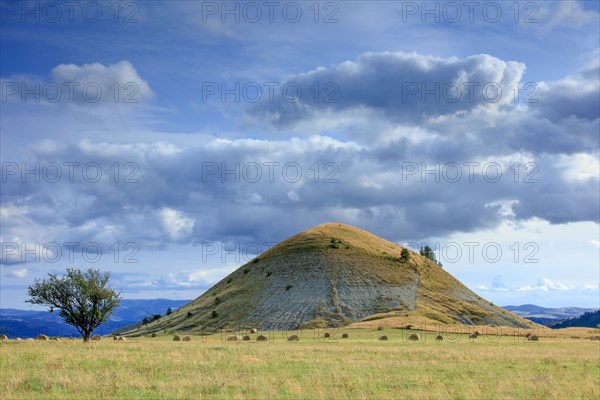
[1,328,599,399]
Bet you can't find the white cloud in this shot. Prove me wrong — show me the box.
[517,278,576,292]
[545,1,598,28]
[558,153,600,182]
[0,61,153,106]
[51,60,153,104]
[160,208,194,240]
[7,268,27,278]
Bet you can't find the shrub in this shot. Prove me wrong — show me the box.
[400,248,410,262]
[285,285,293,291]
[266,271,272,277]
[215,297,221,305]
[227,278,233,284]
[186,311,193,318]
[211,311,218,318]
[243,268,250,274]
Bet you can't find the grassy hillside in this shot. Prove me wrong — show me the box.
[122,223,535,336]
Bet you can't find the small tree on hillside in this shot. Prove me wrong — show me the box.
[26,268,122,342]
[420,245,443,268]
[400,248,411,262]
[166,307,172,316]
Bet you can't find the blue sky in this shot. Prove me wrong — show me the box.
[1,0,599,309]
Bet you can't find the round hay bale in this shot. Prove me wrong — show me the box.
[474,330,481,336]
[35,334,49,341]
[527,334,539,341]
[242,335,251,341]
[408,333,420,342]
[26,338,34,342]
[342,333,349,338]
[226,335,241,342]
[182,336,191,342]
[151,332,157,338]
[436,335,444,341]
[590,335,600,341]
[468,333,478,339]
[256,335,268,341]
[91,335,101,341]
[113,336,119,341]
[287,335,299,342]
[250,328,257,334]
[0,334,8,342]
[377,326,383,331]
[50,337,60,341]
[378,335,388,341]
[525,333,532,338]
[173,335,181,341]
[14,338,22,342]
[324,332,331,338]
[117,336,126,341]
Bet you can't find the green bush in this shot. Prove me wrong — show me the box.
[400,248,411,262]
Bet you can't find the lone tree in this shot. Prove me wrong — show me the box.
[26,268,122,342]
[400,248,411,262]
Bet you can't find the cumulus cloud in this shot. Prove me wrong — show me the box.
[1,60,153,105]
[251,52,525,127]
[159,208,195,240]
[0,132,598,250]
[531,65,600,123]
[517,278,576,292]
[244,51,598,160]
[0,52,598,277]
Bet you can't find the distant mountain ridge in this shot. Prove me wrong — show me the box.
[548,310,600,329]
[0,299,190,339]
[503,304,599,326]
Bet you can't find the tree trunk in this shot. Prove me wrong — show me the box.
[83,329,91,342]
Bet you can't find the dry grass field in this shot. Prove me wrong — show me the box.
[1,328,599,399]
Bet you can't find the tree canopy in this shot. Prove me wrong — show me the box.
[26,268,122,341]
[420,245,443,268]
